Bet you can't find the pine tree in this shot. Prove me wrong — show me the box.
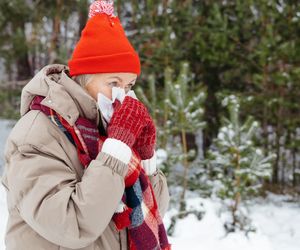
[0,0,33,80]
[207,95,276,233]
[165,62,206,212]
[135,62,206,215]
[145,62,207,232]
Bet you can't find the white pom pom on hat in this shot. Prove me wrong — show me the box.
[88,0,116,18]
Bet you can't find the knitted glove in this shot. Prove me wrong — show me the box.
[107,95,149,147]
[133,116,156,160]
[101,95,151,164]
[129,107,158,175]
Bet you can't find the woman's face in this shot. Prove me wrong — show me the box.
[84,72,137,100]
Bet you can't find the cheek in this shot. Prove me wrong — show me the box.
[86,83,112,100]
[100,86,112,100]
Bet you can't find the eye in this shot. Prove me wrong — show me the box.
[108,81,118,87]
[126,83,135,89]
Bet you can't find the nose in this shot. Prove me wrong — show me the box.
[119,84,130,94]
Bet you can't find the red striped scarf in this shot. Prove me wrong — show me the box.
[30,95,171,250]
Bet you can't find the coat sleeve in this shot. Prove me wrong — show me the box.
[5,143,128,249]
[148,169,170,218]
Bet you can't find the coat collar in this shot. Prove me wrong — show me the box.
[20,64,107,129]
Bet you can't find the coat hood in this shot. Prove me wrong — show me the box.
[20,64,104,127]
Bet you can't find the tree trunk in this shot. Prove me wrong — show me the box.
[78,0,89,37]
[12,21,32,81]
[292,132,297,187]
[117,0,122,18]
[232,149,241,228]
[49,0,62,64]
[202,67,221,154]
[16,54,31,81]
[179,127,189,217]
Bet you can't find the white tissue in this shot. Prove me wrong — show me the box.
[97,86,138,123]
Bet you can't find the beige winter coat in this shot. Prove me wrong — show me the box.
[1,64,170,250]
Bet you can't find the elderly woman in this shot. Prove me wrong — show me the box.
[1,1,171,250]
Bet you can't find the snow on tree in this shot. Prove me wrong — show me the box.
[162,62,206,215]
[207,94,276,234]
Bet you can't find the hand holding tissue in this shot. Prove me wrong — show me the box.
[97,87,137,124]
[98,87,158,175]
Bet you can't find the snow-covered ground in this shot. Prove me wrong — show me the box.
[164,191,300,250]
[0,183,299,250]
[0,119,15,175]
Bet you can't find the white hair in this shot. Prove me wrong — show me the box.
[72,74,95,88]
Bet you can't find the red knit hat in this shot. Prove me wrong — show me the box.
[68,0,141,77]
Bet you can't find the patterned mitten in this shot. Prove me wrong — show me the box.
[100,96,150,165]
[107,96,149,147]
[133,115,156,160]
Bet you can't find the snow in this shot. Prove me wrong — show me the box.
[0,183,299,250]
[164,192,300,250]
[0,59,7,82]
[0,119,15,175]
[156,149,168,165]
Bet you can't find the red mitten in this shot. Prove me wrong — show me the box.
[106,96,150,148]
[133,116,156,160]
